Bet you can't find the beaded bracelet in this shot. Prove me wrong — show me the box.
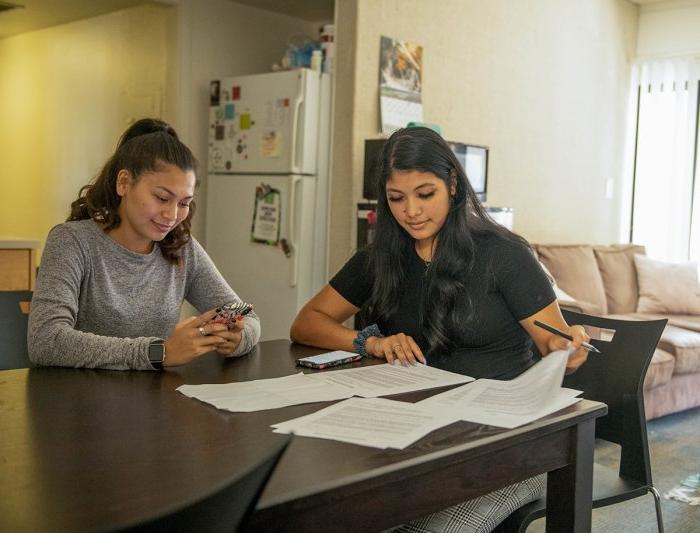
[352,323,383,357]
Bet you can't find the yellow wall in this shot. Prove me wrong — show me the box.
[329,0,639,273]
[0,4,171,258]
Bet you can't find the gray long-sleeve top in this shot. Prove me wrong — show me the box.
[28,219,261,370]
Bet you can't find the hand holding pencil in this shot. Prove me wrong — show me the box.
[534,321,601,354]
[533,319,595,374]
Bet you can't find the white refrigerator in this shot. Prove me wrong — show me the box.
[205,69,332,341]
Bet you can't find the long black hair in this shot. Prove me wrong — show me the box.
[364,127,529,357]
[68,118,198,265]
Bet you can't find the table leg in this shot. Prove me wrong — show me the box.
[545,417,595,532]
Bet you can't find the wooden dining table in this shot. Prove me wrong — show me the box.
[0,340,606,532]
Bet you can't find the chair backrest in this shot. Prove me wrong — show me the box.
[123,434,292,533]
[0,291,33,370]
[561,309,667,486]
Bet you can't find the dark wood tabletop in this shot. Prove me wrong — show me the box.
[0,340,606,532]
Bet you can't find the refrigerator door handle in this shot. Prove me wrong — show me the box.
[290,86,304,175]
[287,175,302,287]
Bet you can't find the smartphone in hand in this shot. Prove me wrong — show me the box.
[296,351,362,369]
[209,301,253,329]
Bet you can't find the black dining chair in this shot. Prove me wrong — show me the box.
[496,310,667,533]
[123,434,292,533]
[0,290,33,370]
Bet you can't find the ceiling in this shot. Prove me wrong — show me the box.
[0,0,334,40]
[0,0,151,39]
[233,0,333,22]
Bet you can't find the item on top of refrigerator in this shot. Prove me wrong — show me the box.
[279,34,320,70]
[209,301,254,330]
[320,24,334,74]
[310,50,322,72]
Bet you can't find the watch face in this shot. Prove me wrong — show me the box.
[149,342,165,366]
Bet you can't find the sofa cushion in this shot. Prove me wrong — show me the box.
[667,315,700,333]
[632,313,700,334]
[643,348,675,391]
[657,325,700,374]
[535,245,608,315]
[593,244,645,314]
[634,254,700,315]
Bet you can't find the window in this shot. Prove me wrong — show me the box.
[627,59,700,262]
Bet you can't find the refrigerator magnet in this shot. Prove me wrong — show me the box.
[225,103,235,120]
[210,80,220,106]
[240,112,252,130]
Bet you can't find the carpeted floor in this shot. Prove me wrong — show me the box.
[527,407,700,532]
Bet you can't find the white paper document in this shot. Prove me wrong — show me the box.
[417,350,582,428]
[272,397,456,449]
[176,373,354,412]
[306,362,474,398]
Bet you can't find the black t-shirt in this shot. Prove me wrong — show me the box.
[329,232,555,380]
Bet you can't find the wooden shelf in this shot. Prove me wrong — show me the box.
[0,240,39,291]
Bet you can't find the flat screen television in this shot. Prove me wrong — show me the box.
[363,138,488,202]
[446,141,488,203]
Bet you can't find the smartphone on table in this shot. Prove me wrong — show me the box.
[296,351,362,369]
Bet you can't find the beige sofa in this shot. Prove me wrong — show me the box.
[533,243,700,420]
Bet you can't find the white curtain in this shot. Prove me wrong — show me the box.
[628,58,700,262]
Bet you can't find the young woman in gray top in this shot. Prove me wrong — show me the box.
[28,118,260,370]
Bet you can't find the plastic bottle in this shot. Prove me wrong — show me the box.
[310,50,322,72]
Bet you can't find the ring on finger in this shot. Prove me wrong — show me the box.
[392,344,402,351]
[199,326,208,337]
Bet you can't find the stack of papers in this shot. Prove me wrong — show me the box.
[417,349,582,428]
[272,397,455,449]
[176,362,473,412]
[179,350,582,449]
[177,373,353,412]
[272,350,582,448]
[306,362,474,397]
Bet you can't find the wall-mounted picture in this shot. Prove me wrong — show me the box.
[380,36,423,95]
[378,36,424,133]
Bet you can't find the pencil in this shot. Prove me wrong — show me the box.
[533,320,602,354]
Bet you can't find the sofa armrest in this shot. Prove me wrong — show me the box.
[558,298,603,316]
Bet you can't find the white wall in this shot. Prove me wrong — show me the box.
[169,0,321,240]
[329,0,639,273]
[0,4,170,255]
[637,0,700,57]
[0,0,324,254]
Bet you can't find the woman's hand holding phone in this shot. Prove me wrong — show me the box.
[164,310,228,367]
[206,301,253,355]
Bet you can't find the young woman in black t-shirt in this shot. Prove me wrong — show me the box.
[290,127,591,533]
[291,127,589,377]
